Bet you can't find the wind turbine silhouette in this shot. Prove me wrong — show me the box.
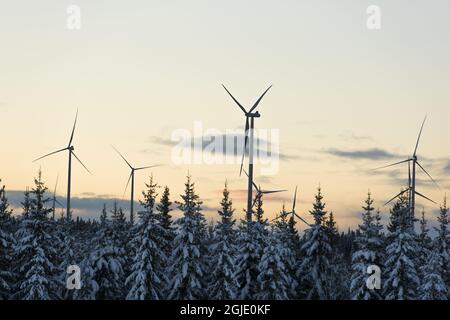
[374,116,440,221]
[272,186,312,227]
[34,109,91,220]
[112,146,160,224]
[51,174,64,220]
[222,84,272,222]
[243,170,286,213]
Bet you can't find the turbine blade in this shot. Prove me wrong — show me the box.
[242,170,259,192]
[372,159,411,171]
[384,189,410,206]
[135,164,161,171]
[239,117,250,176]
[416,161,441,190]
[72,152,92,175]
[252,195,259,209]
[413,116,427,157]
[68,109,78,147]
[123,172,132,198]
[33,147,68,162]
[261,190,287,194]
[294,212,311,227]
[222,85,247,114]
[55,199,64,207]
[54,173,59,195]
[112,145,133,169]
[249,85,273,113]
[292,186,298,212]
[415,191,437,205]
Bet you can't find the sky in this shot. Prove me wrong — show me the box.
[1,0,450,231]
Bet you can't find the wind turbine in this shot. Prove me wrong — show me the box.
[34,109,91,220]
[222,84,272,221]
[112,146,160,224]
[375,116,440,221]
[51,174,64,220]
[272,186,312,227]
[243,170,286,214]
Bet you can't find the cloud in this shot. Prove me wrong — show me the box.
[147,133,300,162]
[443,161,450,174]
[339,131,374,142]
[326,148,398,160]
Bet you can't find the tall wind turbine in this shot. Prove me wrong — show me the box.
[272,186,312,227]
[222,84,272,221]
[51,174,64,220]
[375,116,440,221]
[34,110,91,220]
[112,146,160,224]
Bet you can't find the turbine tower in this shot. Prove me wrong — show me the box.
[222,84,272,221]
[34,109,91,220]
[112,146,160,224]
[375,116,440,221]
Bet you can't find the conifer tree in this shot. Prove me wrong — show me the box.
[89,202,128,299]
[297,187,332,300]
[0,181,14,299]
[273,205,298,299]
[156,186,175,250]
[417,210,432,276]
[350,192,384,300]
[434,198,450,294]
[419,248,448,300]
[168,175,207,300]
[14,171,60,300]
[126,176,168,300]
[209,182,238,300]
[256,229,290,300]
[383,196,420,300]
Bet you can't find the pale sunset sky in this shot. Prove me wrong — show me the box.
[1,0,450,231]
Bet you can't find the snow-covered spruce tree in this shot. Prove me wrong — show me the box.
[234,193,270,300]
[72,208,107,300]
[417,210,432,277]
[208,182,238,300]
[350,192,384,300]
[21,187,31,220]
[325,211,349,300]
[297,187,332,300]
[272,205,298,299]
[13,171,60,300]
[234,220,261,300]
[168,175,207,300]
[256,227,291,300]
[0,181,15,299]
[434,198,450,294]
[383,195,420,300]
[419,248,448,300]
[126,176,168,300]
[57,219,79,300]
[89,202,128,299]
[156,185,175,256]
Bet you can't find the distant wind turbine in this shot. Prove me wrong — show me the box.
[112,146,160,224]
[374,116,440,221]
[243,170,286,211]
[222,84,272,222]
[34,109,92,220]
[272,186,312,227]
[51,174,64,220]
